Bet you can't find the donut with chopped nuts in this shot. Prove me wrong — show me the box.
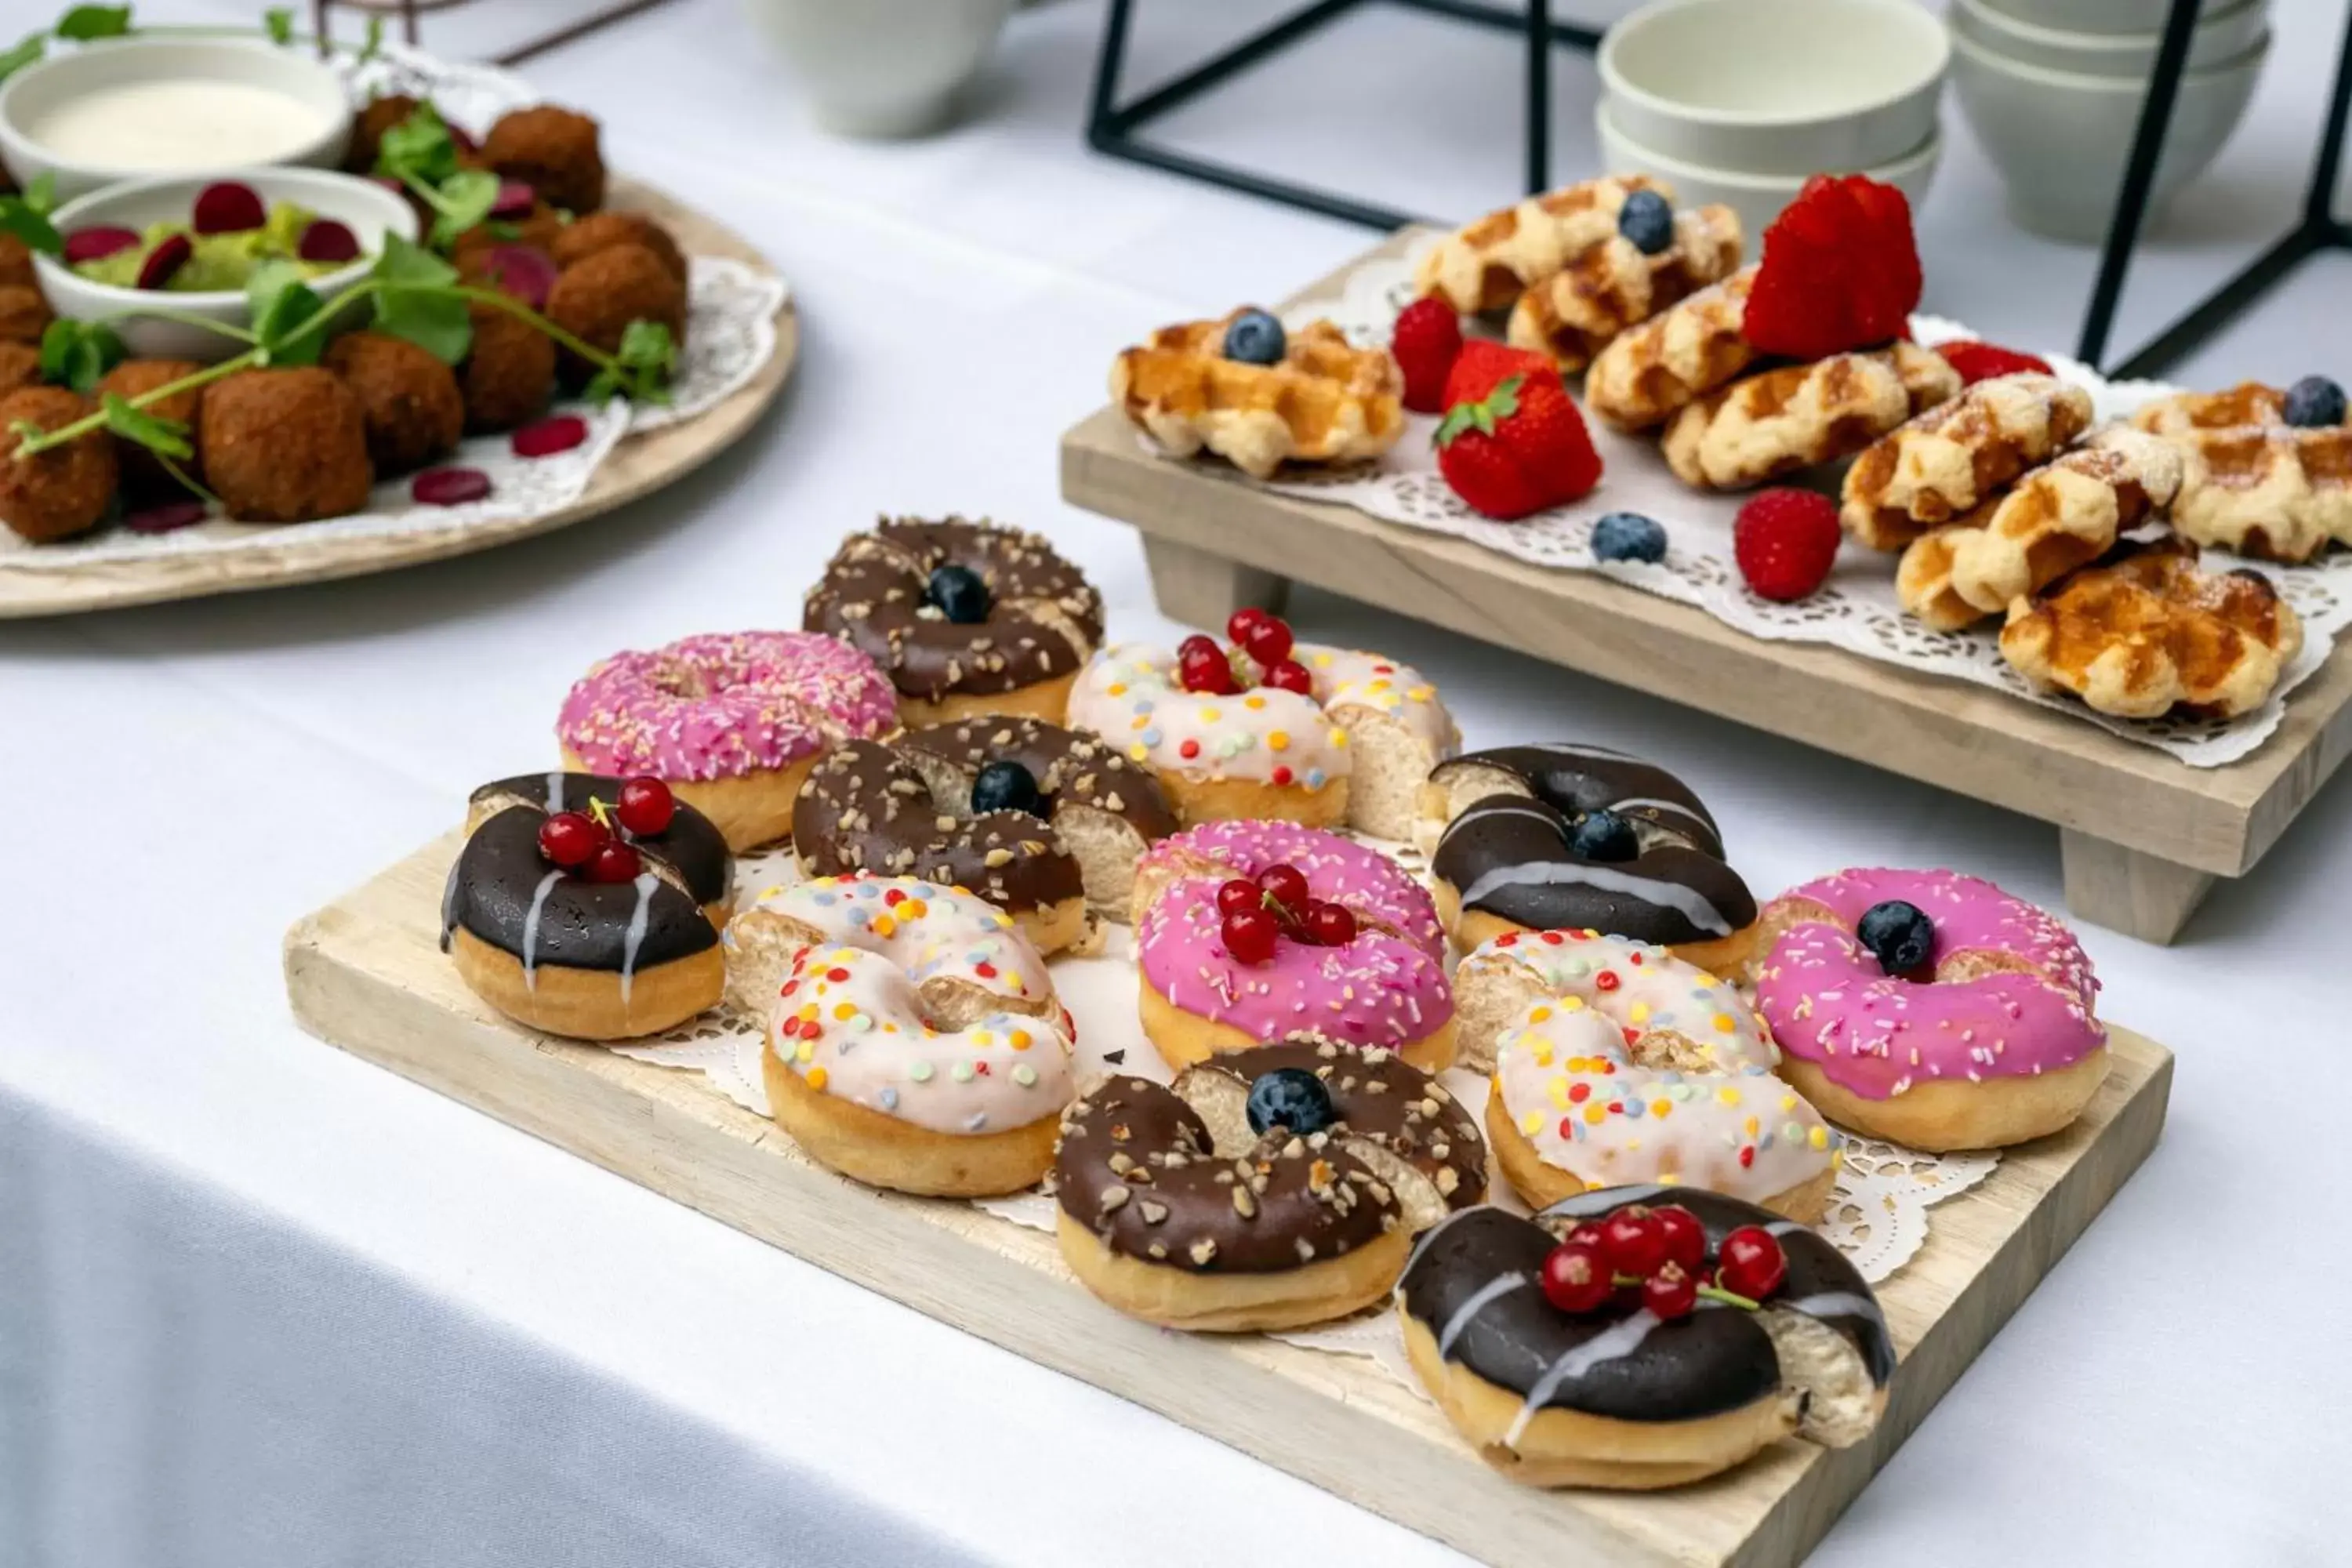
[1051,1036,1485,1330]
[804,516,1104,726]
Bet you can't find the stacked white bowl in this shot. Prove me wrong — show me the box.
[1947,0,2271,241]
[1595,0,1950,242]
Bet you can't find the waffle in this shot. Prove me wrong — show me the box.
[1502,205,1743,373]
[1999,537,2303,719]
[2164,425,2352,564]
[1660,341,1961,492]
[1841,373,2096,550]
[1895,426,2182,631]
[1110,312,1404,480]
[1582,266,1759,431]
[2128,382,2310,437]
[1414,175,1671,315]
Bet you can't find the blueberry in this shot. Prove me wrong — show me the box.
[971,760,1044,818]
[1591,510,1668,564]
[1617,190,1674,256]
[926,564,992,623]
[2282,375,2346,429]
[1246,1066,1337,1137]
[1857,899,1936,976]
[1222,308,1287,366]
[1567,808,1639,862]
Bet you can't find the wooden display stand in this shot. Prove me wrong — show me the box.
[1056,234,2352,947]
[284,832,2173,1568]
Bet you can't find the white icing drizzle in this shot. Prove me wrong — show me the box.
[1764,1219,1809,1238]
[1459,859,1734,936]
[1504,1309,1663,1446]
[519,870,563,992]
[618,872,659,1004]
[1437,1272,1526,1359]
[543,771,568,813]
[1778,1290,1886,1334]
[438,858,463,954]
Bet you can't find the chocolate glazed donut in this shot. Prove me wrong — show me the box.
[803,517,1104,726]
[1425,743,1759,971]
[1399,1185,1894,1488]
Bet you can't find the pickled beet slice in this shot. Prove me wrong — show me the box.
[63,225,142,266]
[136,234,194,290]
[488,180,536,220]
[297,219,360,263]
[192,180,267,235]
[412,467,492,506]
[511,415,588,459]
[473,244,556,310]
[124,501,210,534]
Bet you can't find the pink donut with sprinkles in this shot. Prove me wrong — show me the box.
[558,631,897,854]
[1131,820,1456,1072]
[1752,868,2110,1152]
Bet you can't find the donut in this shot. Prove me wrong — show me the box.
[1399,1185,1894,1489]
[1752,869,2109,1151]
[1051,1036,1486,1330]
[789,717,1178,955]
[1065,610,1457,840]
[745,873,1077,1196]
[441,771,731,1040]
[1130,821,1456,1072]
[1454,928,1838,1219]
[803,516,1104,726]
[557,631,898,854]
[1422,743,1759,971]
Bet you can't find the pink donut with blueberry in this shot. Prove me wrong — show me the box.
[1751,868,2109,1152]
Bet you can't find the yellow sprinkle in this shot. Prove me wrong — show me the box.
[1407,684,1433,700]
[1809,1126,1831,1150]
[795,1041,815,1063]
[1561,995,1586,1012]
[1106,682,1127,696]
[905,900,928,919]
[1629,1001,1651,1025]
[1563,1054,1586,1073]
[805,1065,828,1091]
[833,1003,856,1020]
[1716,1086,1743,1106]
[1367,679,1390,693]
[1532,1044,1553,1067]
[1780,1094,1798,1112]
[871,914,896,938]
[1130,716,1148,730]
[1744,1116,1759,1137]
[1268,731,1290,752]
[1661,1171,1681,1185]
[1004,971,1025,991]
[1696,971,1721,988]
[1582,1105,1607,1125]
[1312,652,1333,666]
[1330,729,1348,748]
[1244,695,1265,710]
[1529,1004,1553,1023]
[1713,1011,1735,1033]
[1129,744,1149,761]
[1547,1078,1570,1109]
[1010,1030,1033,1051]
[975,1030,994,1046]
[1199,706,1221,723]
[1519,1110,1544,1136]
[1650,1098,1672,1118]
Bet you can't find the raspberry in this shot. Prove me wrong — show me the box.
[1743,175,1922,361]
[1392,297,1465,414]
[1936,340,2055,387]
[1733,488,1841,601]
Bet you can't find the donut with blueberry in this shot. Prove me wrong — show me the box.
[442,772,731,1040]
[1051,1036,1484,1330]
[803,517,1104,727]
[1399,1185,1893,1489]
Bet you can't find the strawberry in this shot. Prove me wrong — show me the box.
[1935,340,2055,387]
[1742,175,1923,361]
[1733,488,1841,601]
[1435,343,1602,521]
[1392,297,1464,413]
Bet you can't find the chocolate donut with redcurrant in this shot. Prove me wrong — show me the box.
[803,517,1104,727]
[1051,1037,1483,1331]
[442,772,729,1040]
[1399,1185,1893,1489]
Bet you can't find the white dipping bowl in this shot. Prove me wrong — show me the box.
[33,168,418,363]
[1596,97,1941,241]
[1949,27,2268,241]
[0,38,352,203]
[1976,0,2237,34]
[1951,0,2269,77]
[1599,0,1948,177]
[740,0,1015,137]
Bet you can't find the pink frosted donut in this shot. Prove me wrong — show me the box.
[557,631,897,853]
[1132,820,1455,1071]
[1753,868,2109,1152]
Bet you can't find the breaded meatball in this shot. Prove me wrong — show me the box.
[94,359,205,496]
[0,285,53,344]
[546,242,685,378]
[457,302,555,434]
[200,368,373,523]
[321,330,464,475]
[0,340,40,397]
[346,93,421,174]
[0,387,118,543]
[451,200,564,271]
[481,104,605,215]
[0,232,34,291]
[550,212,685,285]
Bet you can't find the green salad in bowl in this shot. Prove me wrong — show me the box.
[66,180,365,292]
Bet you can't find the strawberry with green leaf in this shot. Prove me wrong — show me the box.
[1434,339,1602,521]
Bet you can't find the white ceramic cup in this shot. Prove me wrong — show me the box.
[1596,97,1941,241]
[1974,0,2232,34]
[739,0,1016,138]
[1951,0,2269,77]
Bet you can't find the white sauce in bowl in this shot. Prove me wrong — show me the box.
[25,80,330,170]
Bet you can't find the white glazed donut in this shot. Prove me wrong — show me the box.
[1454,928,1839,1220]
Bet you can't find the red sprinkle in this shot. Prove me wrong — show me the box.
[411,467,492,506]
[1595,971,1621,991]
[1568,1083,1591,1103]
[1271,765,1294,786]
[1739,1146,1756,1168]
[1541,931,1563,946]
[826,967,850,982]
[511,414,590,459]
[975,962,998,978]
[1179,739,1200,760]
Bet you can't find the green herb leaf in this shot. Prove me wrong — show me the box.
[55,5,134,41]
[8,417,42,447]
[428,167,499,248]
[370,231,471,363]
[38,318,125,394]
[22,170,57,217]
[247,260,326,365]
[376,102,458,185]
[0,194,61,256]
[263,5,292,44]
[356,13,383,64]
[0,31,44,84]
[583,318,677,406]
[101,393,192,460]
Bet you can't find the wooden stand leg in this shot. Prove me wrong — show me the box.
[2060,829,2220,945]
[1140,535,1288,628]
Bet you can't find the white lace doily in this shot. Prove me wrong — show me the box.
[1221,236,2348,768]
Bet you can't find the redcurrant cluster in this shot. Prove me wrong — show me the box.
[1537,1203,1789,1322]
[1214,862,1358,964]
[535,777,677,884]
[1174,609,1313,696]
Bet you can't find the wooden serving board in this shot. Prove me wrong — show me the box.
[284,833,2172,1568]
[1057,233,2352,946]
[0,176,797,619]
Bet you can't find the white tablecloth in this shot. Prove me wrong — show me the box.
[5,2,2351,1563]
